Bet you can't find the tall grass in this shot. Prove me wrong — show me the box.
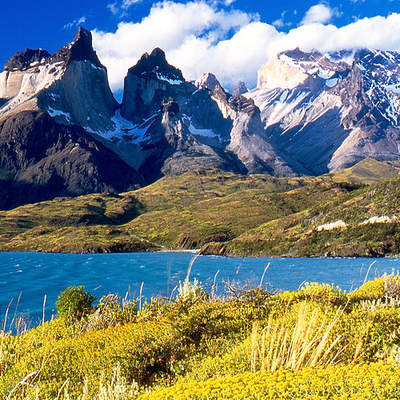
[249,303,365,373]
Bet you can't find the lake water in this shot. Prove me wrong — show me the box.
[0,252,399,329]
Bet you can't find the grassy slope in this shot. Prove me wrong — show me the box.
[0,159,398,255]
[0,169,316,252]
[329,157,400,185]
[208,171,400,257]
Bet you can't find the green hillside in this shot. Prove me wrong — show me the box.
[204,173,400,257]
[329,157,400,185]
[0,159,398,256]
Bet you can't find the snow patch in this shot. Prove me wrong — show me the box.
[92,110,155,143]
[85,61,105,71]
[356,63,366,72]
[385,84,400,95]
[189,123,216,137]
[326,78,339,88]
[47,107,72,122]
[156,73,183,85]
[318,70,335,80]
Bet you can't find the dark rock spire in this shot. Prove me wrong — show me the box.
[127,47,184,81]
[51,27,103,67]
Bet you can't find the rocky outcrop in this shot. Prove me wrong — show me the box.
[119,50,291,177]
[232,81,248,97]
[227,96,297,175]
[51,27,103,67]
[4,49,51,72]
[0,111,143,209]
[135,97,243,182]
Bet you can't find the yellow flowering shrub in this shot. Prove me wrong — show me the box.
[140,362,400,400]
[1,320,178,399]
[3,277,400,399]
[350,274,400,302]
[350,278,386,301]
[299,282,348,305]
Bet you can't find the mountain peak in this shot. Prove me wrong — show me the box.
[127,48,184,82]
[149,47,167,60]
[52,26,103,67]
[233,81,248,97]
[4,48,51,72]
[195,73,220,91]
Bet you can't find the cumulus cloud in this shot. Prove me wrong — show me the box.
[300,4,338,25]
[93,1,257,89]
[92,1,400,92]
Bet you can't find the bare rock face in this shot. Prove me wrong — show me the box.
[120,50,291,178]
[121,48,188,124]
[195,73,220,91]
[0,111,142,209]
[4,49,51,72]
[135,96,244,182]
[51,27,103,66]
[0,27,118,133]
[227,96,297,175]
[232,81,248,97]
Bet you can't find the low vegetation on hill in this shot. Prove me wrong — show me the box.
[0,158,398,256]
[3,275,400,399]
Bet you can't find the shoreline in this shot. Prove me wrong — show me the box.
[0,248,399,259]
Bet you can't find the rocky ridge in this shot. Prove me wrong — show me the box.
[247,48,400,174]
[1,28,400,209]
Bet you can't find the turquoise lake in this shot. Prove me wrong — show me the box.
[0,252,399,328]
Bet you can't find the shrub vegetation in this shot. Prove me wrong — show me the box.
[3,275,400,399]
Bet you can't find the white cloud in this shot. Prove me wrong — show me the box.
[107,2,119,15]
[93,1,256,90]
[64,16,87,30]
[122,0,142,9]
[92,1,400,92]
[301,4,339,25]
[272,11,292,28]
[107,0,142,17]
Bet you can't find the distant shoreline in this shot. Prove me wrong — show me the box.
[157,248,200,254]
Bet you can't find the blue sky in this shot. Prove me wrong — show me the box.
[2,0,400,90]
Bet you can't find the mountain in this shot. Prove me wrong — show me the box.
[0,27,118,132]
[0,110,142,209]
[1,27,400,210]
[247,48,400,174]
[0,28,144,208]
[117,49,293,180]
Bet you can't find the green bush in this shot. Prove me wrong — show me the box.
[56,285,96,320]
